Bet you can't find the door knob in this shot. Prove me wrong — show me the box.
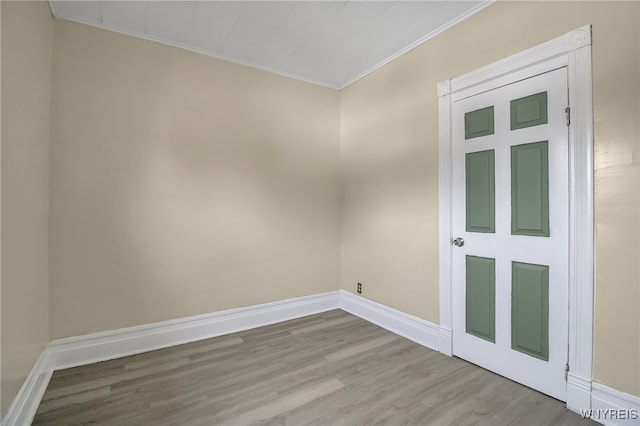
[452,237,465,247]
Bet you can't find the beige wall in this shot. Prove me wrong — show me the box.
[1,0,3,414]
[1,1,53,418]
[340,1,640,396]
[49,21,341,339]
[1,0,638,416]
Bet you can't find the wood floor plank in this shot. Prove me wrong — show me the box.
[220,378,345,425]
[289,316,359,335]
[324,334,398,361]
[37,386,112,414]
[33,310,595,425]
[124,336,244,370]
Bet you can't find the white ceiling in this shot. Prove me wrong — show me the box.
[49,1,492,90]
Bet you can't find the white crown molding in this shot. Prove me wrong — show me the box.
[48,0,495,91]
[46,6,340,91]
[340,0,496,90]
[437,25,594,411]
[0,351,53,426]
[590,383,640,426]
[47,0,57,17]
[339,290,440,351]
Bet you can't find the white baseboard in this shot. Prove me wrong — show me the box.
[48,291,340,370]
[1,350,53,426]
[4,290,639,426]
[338,290,440,352]
[439,326,453,356]
[587,383,640,426]
[567,373,593,414]
[2,291,340,426]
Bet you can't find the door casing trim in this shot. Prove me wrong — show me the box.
[437,25,593,413]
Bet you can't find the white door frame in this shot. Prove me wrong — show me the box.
[437,25,593,413]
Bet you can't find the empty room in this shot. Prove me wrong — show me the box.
[2,0,639,425]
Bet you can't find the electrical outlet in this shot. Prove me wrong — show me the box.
[357,283,362,294]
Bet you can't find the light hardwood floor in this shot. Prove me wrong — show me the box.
[33,310,595,425]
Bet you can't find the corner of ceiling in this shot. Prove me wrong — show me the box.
[48,0,58,18]
[338,0,497,90]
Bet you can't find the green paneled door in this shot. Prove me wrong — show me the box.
[466,256,495,343]
[453,66,569,401]
[511,141,549,237]
[465,106,494,139]
[511,261,549,361]
[511,92,548,130]
[466,150,495,233]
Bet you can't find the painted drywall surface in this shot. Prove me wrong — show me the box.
[340,1,639,396]
[0,1,52,418]
[589,1,640,399]
[0,0,3,416]
[49,20,341,339]
[0,0,2,415]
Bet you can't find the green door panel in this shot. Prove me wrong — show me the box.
[465,106,494,139]
[511,261,549,361]
[466,256,496,343]
[510,91,548,130]
[511,141,549,237]
[466,150,495,233]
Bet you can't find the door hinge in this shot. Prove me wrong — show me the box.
[565,106,571,127]
[565,363,570,380]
